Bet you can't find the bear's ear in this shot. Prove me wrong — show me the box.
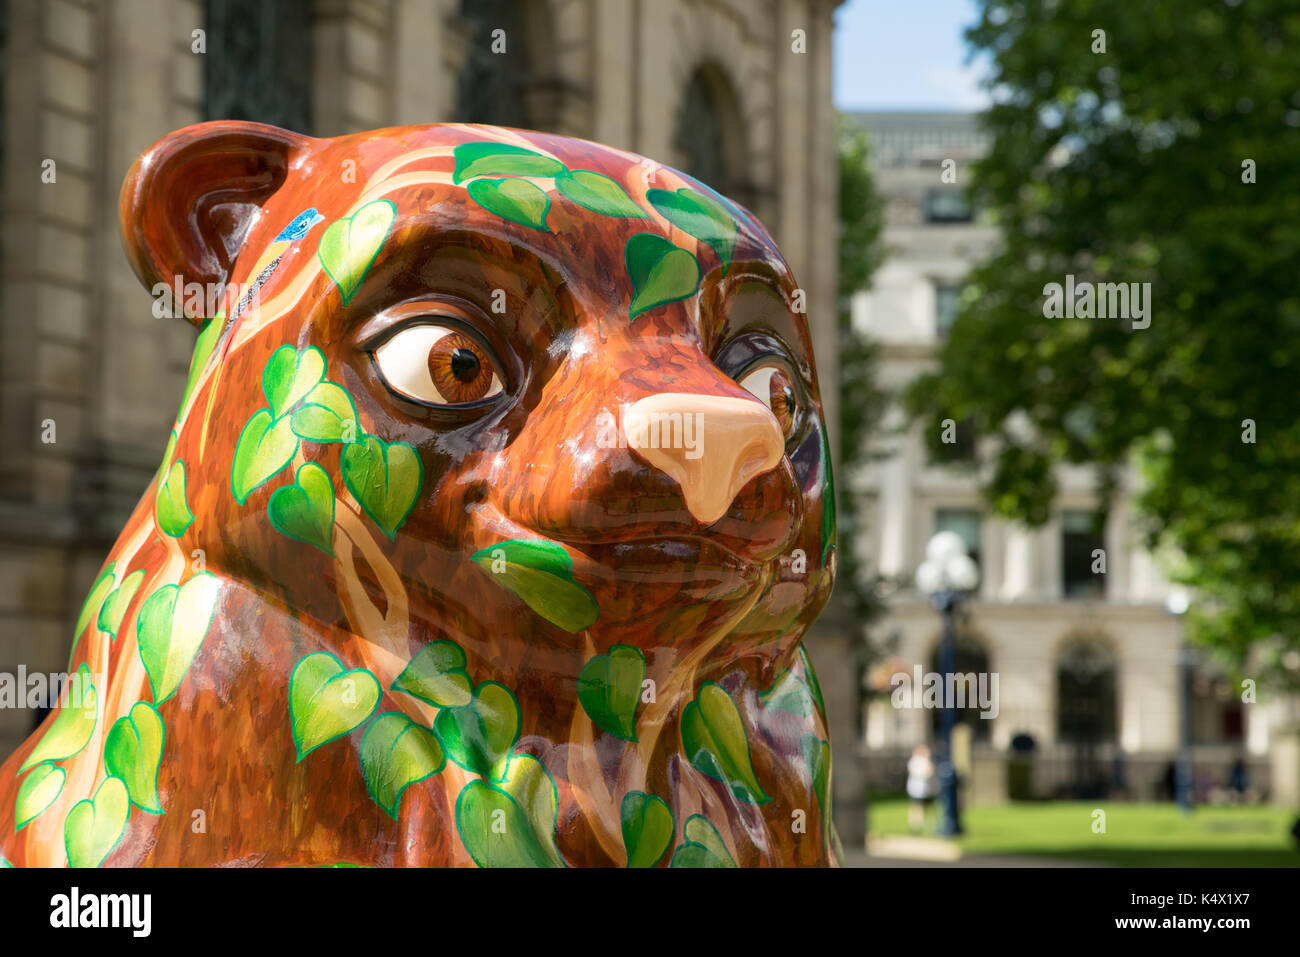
[119,121,313,324]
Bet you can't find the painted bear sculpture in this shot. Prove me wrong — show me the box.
[0,122,839,867]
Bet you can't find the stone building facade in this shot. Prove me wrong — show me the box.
[0,0,858,835]
[848,111,1296,806]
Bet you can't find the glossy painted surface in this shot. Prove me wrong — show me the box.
[0,121,838,867]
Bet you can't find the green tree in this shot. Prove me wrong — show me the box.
[906,0,1300,681]
[836,122,888,629]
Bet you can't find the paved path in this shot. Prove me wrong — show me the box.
[843,835,1108,868]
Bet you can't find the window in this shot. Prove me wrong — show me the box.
[203,0,314,132]
[934,283,961,337]
[934,508,981,571]
[933,417,976,463]
[673,65,752,209]
[454,0,530,127]
[676,71,726,194]
[928,630,992,742]
[923,188,972,223]
[1056,637,1118,744]
[1062,510,1105,600]
[1055,636,1118,798]
[1190,670,1245,745]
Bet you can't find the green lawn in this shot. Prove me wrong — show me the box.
[868,799,1300,867]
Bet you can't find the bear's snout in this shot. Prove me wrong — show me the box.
[621,392,784,525]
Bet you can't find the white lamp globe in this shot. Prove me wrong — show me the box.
[926,530,967,564]
[949,553,980,592]
[1165,589,1190,616]
[916,560,944,596]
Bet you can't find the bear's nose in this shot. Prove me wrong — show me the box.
[622,392,786,525]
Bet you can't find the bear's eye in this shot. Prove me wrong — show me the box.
[739,363,800,440]
[372,324,504,406]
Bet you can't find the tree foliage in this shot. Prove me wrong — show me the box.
[905,0,1300,680]
[836,122,889,627]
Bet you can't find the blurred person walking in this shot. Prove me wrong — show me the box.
[906,745,938,832]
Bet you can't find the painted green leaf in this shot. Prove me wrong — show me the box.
[759,668,814,718]
[341,433,422,540]
[681,681,770,804]
[801,732,831,827]
[290,381,358,444]
[624,232,701,320]
[15,763,64,830]
[452,142,566,184]
[798,645,826,713]
[469,539,598,633]
[290,405,349,445]
[104,701,165,813]
[137,572,223,705]
[231,409,299,503]
[155,459,194,537]
[68,563,115,666]
[178,315,224,418]
[97,570,145,640]
[455,753,564,868]
[497,753,564,865]
[578,644,644,741]
[681,175,752,225]
[392,639,473,708]
[820,427,836,564]
[318,200,396,304]
[467,178,551,231]
[158,430,178,477]
[268,462,335,555]
[555,170,648,218]
[647,187,739,274]
[20,664,97,771]
[309,862,373,868]
[621,791,673,868]
[289,652,381,760]
[64,776,129,869]
[262,344,326,418]
[434,681,520,782]
[360,711,445,819]
[153,431,192,538]
[669,813,737,868]
[155,431,182,532]
[456,783,538,867]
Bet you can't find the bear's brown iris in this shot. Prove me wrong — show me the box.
[427,331,492,403]
[768,368,798,438]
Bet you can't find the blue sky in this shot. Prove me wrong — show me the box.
[833,0,992,111]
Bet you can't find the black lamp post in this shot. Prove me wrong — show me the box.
[918,531,979,837]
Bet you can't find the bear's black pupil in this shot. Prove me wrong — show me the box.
[450,348,481,382]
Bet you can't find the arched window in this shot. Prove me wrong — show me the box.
[1055,635,1118,798]
[1056,636,1118,743]
[673,65,752,207]
[928,629,993,742]
[203,0,314,132]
